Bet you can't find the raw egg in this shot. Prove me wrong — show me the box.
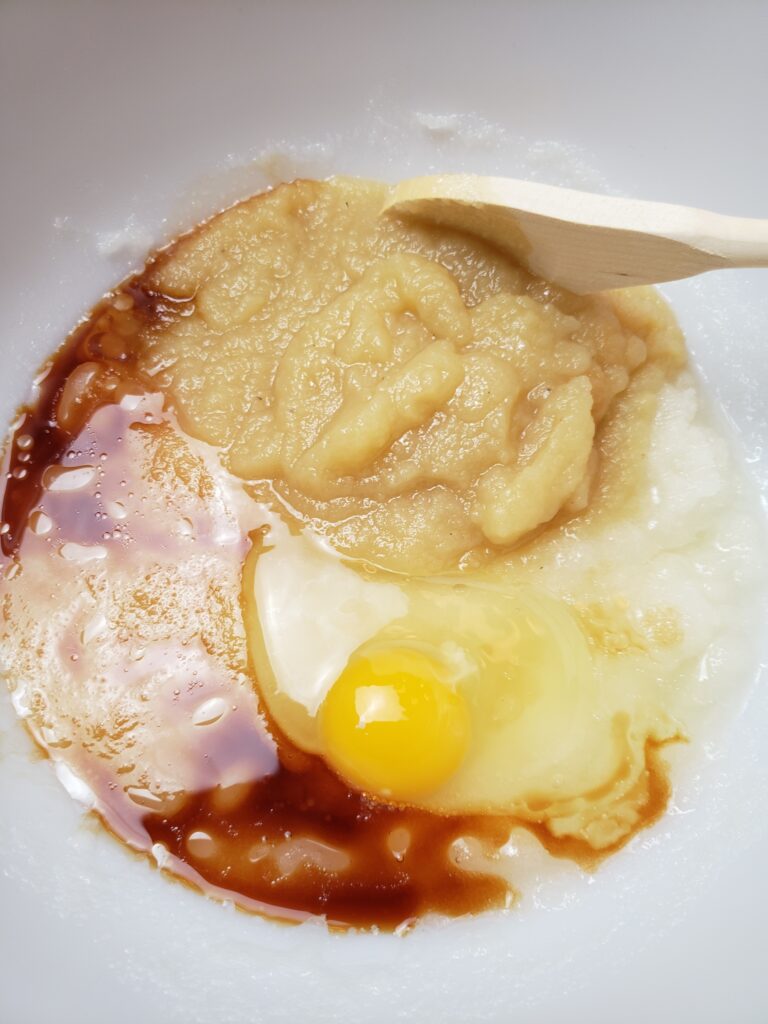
[243,527,677,847]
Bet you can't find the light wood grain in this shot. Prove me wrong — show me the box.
[382,174,768,293]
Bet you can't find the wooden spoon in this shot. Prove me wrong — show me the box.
[382,174,768,294]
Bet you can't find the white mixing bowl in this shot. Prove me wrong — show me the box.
[1,3,766,1023]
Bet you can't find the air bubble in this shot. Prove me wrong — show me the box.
[186,831,216,859]
[105,500,128,520]
[127,787,164,809]
[387,827,411,863]
[43,464,96,492]
[192,697,228,726]
[59,542,107,563]
[11,466,27,480]
[16,434,33,450]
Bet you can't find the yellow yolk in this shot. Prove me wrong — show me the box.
[318,648,471,802]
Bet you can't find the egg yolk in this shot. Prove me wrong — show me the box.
[318,647,471,802]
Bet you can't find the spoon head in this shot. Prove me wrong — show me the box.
[383,175,722,293]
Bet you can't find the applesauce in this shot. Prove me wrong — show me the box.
[137,177,686,572]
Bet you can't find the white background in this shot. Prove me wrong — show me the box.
[1,2,767,1023]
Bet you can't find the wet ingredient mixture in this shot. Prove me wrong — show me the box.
[0,177,759,930]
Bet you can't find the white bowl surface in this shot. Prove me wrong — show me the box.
[1,3,767,1023]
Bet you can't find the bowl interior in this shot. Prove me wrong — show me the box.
[1,3,767,1023]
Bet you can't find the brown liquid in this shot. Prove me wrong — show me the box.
[0,273,672,932]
